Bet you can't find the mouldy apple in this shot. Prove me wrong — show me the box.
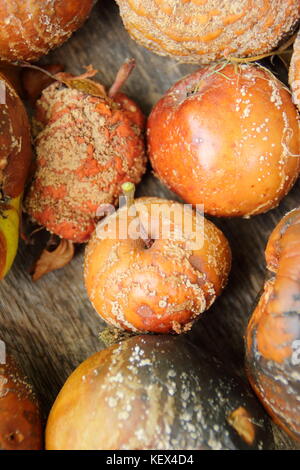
[0,0,95,62]
[0,71,32,279]
[148,63,300,218]
[84,188,231,334]
[289,29,300,111]
[46,335,275,450]
[246,208,300,442]
[0,349,42,450]
[25,61,147,244]
[116,0,300,64]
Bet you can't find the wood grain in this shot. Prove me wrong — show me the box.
[0,0,298,449]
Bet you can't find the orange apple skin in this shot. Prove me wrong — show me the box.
[0,354,42,450]
[147,63,300,218]
[46,336,275,450]
[0,0,94,62]
[289,29,300,111]
[84,197,231,333]
[246,208,300,442]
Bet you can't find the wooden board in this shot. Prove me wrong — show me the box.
[0,0,298,449]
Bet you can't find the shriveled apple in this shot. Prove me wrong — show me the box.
[84,187,231,333]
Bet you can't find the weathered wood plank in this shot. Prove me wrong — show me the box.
[0,0,298,448]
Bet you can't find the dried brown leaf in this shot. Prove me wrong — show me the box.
[64,77,107,99]
[62,65,107,98]
[31,239,74,281]
[15,62,108,100]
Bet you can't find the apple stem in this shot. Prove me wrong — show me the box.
[121,181,135,208]
[121,181,153,247]
[225,32,296,64]
[108,58,136,98]
[13,61,60,81]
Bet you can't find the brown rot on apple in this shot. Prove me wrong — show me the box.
[46,335,275,450]
[24,60,147,245]
[289,29,300,111]
[148,63,300,218]
[0,349,42,450]
[246,208,300,442]
[0,0,95,62]
[116,0,300,65]
[84,183,231,334]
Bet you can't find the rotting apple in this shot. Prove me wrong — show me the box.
[84,183,231,334]
[148,62,300,218]
[0,70,32,279]
[246,207,300,442]
[46,335,275,450]
[0,350,42,450]
[289,29,300,111]
[24,60,147,244]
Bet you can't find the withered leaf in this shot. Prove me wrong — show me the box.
[31,239,74,281]
[15,62,109,100]
[62,65,108,99]
[64,77,107,99]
